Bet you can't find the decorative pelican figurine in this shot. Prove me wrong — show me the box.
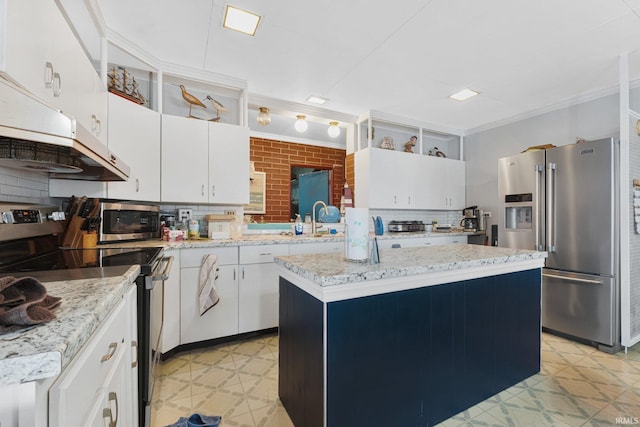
[179,84,207,117]
[204,95,228,122]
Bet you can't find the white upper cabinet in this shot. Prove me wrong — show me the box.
[0,0,107,144]
[161,115,249,204]
[354,112,465,211]
[107,94,161,201]
[161,114,210,203]
[208,122,249,204]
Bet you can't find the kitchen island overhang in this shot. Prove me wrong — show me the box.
[275,244,547,427]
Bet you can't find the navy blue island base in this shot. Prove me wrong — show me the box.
[278,268,541,427]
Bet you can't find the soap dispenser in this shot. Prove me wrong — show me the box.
[294,214,304,235]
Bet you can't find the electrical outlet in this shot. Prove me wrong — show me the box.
[178,209,192,221]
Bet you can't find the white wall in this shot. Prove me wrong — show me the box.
[463,93,621,233]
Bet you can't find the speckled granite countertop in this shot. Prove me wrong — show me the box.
[0,266,139,386]
[98,230,482,249]
[274,244,547,302]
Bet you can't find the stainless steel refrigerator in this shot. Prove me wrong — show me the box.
[498,138,620,351]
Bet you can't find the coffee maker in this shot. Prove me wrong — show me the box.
[461,206,479,231]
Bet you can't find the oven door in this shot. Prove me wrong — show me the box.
[142,255,173,427]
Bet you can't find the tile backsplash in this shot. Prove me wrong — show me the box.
[0,167,50,204]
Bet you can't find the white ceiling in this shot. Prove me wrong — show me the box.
[94,0,640,133]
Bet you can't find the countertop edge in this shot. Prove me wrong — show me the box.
[276,257,545,302]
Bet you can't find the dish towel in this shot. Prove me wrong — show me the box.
[0,275,62,334]
[198,254,220,316]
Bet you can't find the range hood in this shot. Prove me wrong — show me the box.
[0,78,130,181]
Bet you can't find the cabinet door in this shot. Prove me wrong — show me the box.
[239,263,279,333]
[209,123,249,204]
[180,264,239,344]
[84,349,128,427]
[160,250,181,354]
[1,0,78,112]
[366,149,410,209]
[161,115,209,202]
[444,159,466,210]
[108,94,161,201]
[75,53,108,146]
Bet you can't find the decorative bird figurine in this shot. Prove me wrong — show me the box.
[179,84,207,118]
[204,95,228,122]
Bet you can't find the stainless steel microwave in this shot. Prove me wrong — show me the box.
[99,202,160,242]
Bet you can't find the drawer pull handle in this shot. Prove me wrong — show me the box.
[101,342,117,362]
[108,391,119,426]
[52,72,62,97]
[131,340,138,368]
[259,252,272,256]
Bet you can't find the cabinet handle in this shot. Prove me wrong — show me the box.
[211,185,216,197]
[103,408,114,427]
[131,340,138,368]
[96,118,102,135]
[52,72,62,97]
[108,391,119,426]
[101,342,117,362]
[135,178,140,193]
[394,195,397,204]
[408,196,411,205]
[91,114,97,132]
[233,268,236,280]
[259,252,272,256]
[44,62,54,87]
[201,184,205,196]
[242,267,245,280]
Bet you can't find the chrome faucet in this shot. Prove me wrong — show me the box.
[312,200,329,234]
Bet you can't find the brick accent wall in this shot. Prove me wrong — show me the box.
[250,137,346,222]
[346,153,354,200]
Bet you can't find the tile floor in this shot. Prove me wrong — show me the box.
[151,332,640,427]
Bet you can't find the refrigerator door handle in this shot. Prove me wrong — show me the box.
[535,164,543,251]
[547,162,557,252]
[542,272,602,285]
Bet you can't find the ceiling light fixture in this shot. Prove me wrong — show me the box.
[327,121,340,138]
[294,115,308,132]
[257,107,271,125]
[307,95,328,105]
[223,5,261,36]
[449,88,479,101]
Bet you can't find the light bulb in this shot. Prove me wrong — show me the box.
[294,115,308,132]
[328,121,340,138]
[257,107,271,125]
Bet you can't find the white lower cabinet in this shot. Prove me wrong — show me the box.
[377,236,468,249]
[160,249,181,354]
[238,245,289,333]
[180,247,239,345]
[49,285,137,427]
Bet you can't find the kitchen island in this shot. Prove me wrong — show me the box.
[274,244,547,427]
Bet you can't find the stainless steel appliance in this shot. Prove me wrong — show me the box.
[99,202,160,243]
[460,206,479,231]
[0,202,171,427]
[498,138,620,352]
[0,79,129,181]
[388,220,425,232]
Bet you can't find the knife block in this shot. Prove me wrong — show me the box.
[61,216,85,248]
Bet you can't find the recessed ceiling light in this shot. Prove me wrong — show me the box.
[449,88,479,101]
[223,5,261,36]
[306,95,328,105]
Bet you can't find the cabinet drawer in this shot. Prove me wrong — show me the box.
[240,244,289,264]
[289,241,344,255]
[49,295,127,427]
[181,246,238,267]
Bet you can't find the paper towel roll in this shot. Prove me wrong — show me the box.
[344,207,369,262]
